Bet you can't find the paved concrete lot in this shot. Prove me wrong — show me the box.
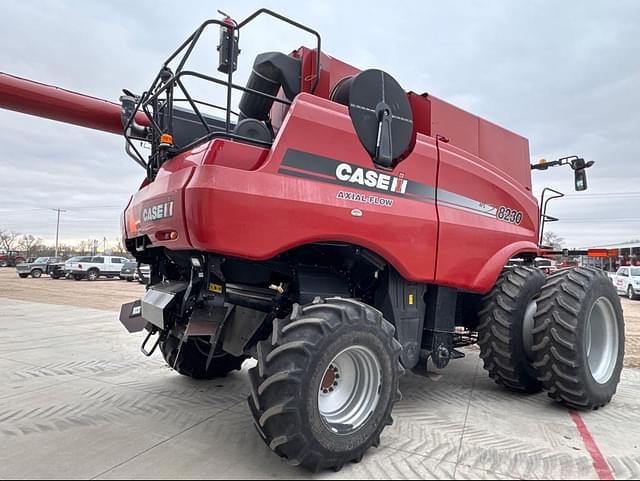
[0,271,639,479]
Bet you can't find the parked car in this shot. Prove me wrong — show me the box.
[63,256,93,278]
[15,257,62,278]
[70,256,130,281]
[119,261,138,282]
[136,264,151,284]
[612,266,640,300]
[534,257,558,275]
[49,262,67,279]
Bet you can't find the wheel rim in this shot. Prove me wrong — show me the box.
[585,297,619,384]
[522,300,537,361]
[317,345,382,435]
[89,272,97,280]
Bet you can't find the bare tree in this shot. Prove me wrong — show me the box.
[18,234,43,257]
[113,239,126,255]
[542,231,565,250]
[0,230,21,252]
[76,240,88,255]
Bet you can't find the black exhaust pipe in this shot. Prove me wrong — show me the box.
[238,52,301,122]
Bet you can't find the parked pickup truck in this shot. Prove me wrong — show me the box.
[70,255,130,281]
[119,261,138,282]
[16,257,63,278]
[612,266,640,300]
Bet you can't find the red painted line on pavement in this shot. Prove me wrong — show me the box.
[569,410,614,480]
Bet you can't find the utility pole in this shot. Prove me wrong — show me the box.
[52,208,66,258]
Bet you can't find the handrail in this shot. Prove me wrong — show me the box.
[122,10,322,178]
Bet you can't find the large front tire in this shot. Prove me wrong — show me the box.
[532,267,625,410]
[478,266,546,393]
[160,335,246,379]
[248,298,403,473]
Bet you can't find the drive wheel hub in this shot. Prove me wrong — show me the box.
[317,346,382,435]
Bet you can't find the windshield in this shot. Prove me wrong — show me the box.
[631,268,640,277]
[34,257,48,264]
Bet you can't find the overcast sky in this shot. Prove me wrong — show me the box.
[0,0,639,249]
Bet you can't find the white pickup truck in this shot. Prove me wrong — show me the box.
[69,255,130,281]
[611,266,640,300]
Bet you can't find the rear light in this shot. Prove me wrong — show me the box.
[155,230,179,241]
[126,209,140,237]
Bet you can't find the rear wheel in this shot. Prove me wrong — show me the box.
[86,269,99,281]
[532,267,625,410]
[0,261,8,268]
[18,274,29,279]
[31,269,42,279]
[478,266,546,393]
[628,285,639,300]
[73,274,84,281]
[248,298,403,472]
[160,335,246,379]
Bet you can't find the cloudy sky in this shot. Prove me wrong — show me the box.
[0,0,639,249]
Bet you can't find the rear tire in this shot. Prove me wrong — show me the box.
[628,285,639,300]
[478,266,546,393]
[160,335,246,379]
[532,267,625,410]
[0,261,8,268]
[73,274,84,281]
[248,298,403,472]
[86,269,99,281]
[18,274,29,279]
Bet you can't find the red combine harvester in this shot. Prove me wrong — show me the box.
[0,9,624,471]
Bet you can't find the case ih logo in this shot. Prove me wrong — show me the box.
[278,149,435,203]
[335,163,408,194]
[142,201,174,223]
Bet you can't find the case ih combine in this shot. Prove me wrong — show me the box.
[0,9,624,472]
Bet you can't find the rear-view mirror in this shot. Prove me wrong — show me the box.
[575,168,588,191]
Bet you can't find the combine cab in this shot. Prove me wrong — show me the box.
[0,9,624,472]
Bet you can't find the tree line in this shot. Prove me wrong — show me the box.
[0,229,127,258]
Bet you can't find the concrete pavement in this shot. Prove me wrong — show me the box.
[0,298,638,480]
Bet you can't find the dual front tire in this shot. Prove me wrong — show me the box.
[480,266,625,410]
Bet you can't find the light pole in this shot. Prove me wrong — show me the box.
[52,208,66,257]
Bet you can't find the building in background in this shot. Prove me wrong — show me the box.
[579,241,640,271]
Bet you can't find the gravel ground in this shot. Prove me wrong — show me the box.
[0,268,638,367]
[0,268,145,311]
